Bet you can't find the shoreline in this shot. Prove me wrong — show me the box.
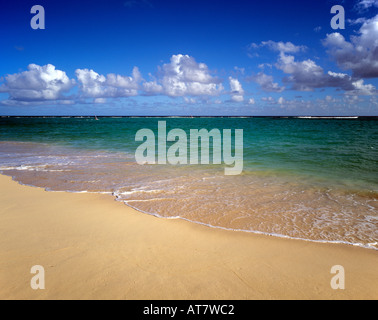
[0,174,377,299]
[122,200,378,251]
[5,170,378,252]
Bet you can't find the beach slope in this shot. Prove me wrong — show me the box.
[0,174,377,300]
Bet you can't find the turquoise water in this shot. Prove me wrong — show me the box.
[0,117,377,248]
[1,117,377,186]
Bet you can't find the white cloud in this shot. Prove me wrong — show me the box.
[250,72,285,92]
[142,80,163,94]
[183,97,197,104]
[370,95,378,105]
[94,98,107,104]
[230,95,244,102]
[258,63,273,69]
[0,56,224,105]
[355,0,378,10]
[248,98,255,105]
[344,95,360,104]
[276,52,376,94]
[0,64,75,102]
[144,54,223,97]
[75,67,141,99]
[250,40,306,54]
[229,77,244,102]
[249,35,377,96]
[59,100,75,105]
[348,79,376,95]
[261,96,275,103]
[325,95,333,102]
[323,14,378,78]
[348,17,368,25]
[234,66,245,75]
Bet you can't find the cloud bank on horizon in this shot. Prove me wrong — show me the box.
[0,0,377,115]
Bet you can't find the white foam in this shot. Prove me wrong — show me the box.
[120,199,377,250]
[3,172,376,251]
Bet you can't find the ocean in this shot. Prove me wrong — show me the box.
[0,117,377,249]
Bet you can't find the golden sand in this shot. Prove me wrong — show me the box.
[0,174,377,300]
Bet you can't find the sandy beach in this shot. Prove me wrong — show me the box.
[0,174,377,300]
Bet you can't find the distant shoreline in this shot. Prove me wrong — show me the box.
[1,115,377,119]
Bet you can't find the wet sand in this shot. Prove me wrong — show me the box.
[0,174,377,300]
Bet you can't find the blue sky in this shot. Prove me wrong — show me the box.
[0,0,377,115]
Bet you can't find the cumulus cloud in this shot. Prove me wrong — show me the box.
[143,54,223,97]
[276,52,376,94]
[0,55,224,106]
[0,64,75,102]
[323,14,378,78]
[346,79,376,95]
[142,80,163,95]
[276,53,325,91]
[75,67,141,99]
[248,37,376,95]
[250,72,285,92]
[229,77,244,102]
